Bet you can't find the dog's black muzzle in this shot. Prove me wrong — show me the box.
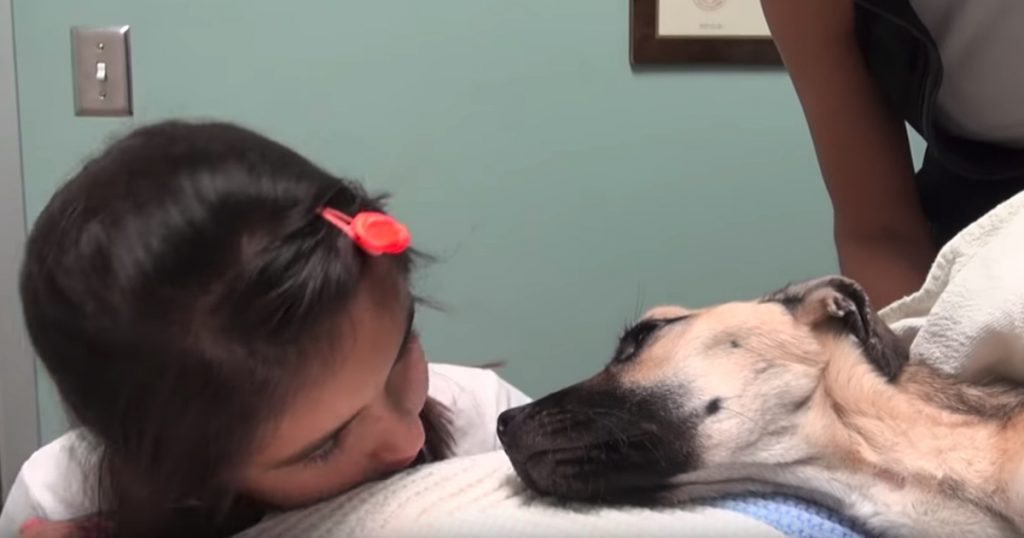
[497,378,700,503]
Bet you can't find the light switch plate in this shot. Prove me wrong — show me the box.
[71,25,132,117]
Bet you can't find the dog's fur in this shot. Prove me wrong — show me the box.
[497,276,1024,538]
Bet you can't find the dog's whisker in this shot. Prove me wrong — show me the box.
[719,405,756,426]
[718,404,781,456]
[637,436,669,468]
[633,281,647,321]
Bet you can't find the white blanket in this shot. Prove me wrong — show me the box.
[236,451,785,538]
[880,190,1024,383]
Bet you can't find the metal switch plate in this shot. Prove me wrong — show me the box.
[71,25,132,117]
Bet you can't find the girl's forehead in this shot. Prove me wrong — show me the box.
[250,283,414,466]
[310,259,414,367]
[358,257,414,306]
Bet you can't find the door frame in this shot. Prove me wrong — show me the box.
[0,0,41,499]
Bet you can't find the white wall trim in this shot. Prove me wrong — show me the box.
[0,0,40,499]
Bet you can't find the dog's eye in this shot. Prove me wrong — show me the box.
[613,319,666,363]
[613,314,692,364]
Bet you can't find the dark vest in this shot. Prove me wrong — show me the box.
[853,0,1024,247]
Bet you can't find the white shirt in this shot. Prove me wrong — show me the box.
[0,363,531,538]
[908,0,1024,146]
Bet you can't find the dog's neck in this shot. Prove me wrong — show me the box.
[804,336,1024,529]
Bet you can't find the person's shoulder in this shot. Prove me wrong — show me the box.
[12,429,102,520]
[427,363,531,456]
[428,363,531,408]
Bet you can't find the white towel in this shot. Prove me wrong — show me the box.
[236,451,784,538]
[880,190,1024,383]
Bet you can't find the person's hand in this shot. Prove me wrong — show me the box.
[834,226,937,308]
[18,519,76,538]
[18,517,109,538]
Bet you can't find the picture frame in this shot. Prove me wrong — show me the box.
[630,0,783,66]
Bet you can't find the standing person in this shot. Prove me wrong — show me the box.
[762,0,1024,307]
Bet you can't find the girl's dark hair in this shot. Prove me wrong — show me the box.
[19,120,453,537]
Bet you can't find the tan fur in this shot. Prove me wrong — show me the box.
[617,297,1024,537]
[812,339,1011,506]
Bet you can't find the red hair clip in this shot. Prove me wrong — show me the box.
[319,208,411,256]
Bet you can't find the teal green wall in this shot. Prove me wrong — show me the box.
[15,1,859,443]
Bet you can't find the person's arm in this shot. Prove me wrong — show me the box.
[16,519,85,538]
[761,0,937,307]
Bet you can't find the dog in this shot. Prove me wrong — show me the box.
[497,276,1024,538]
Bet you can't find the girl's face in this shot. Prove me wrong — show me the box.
[237,260,429,508]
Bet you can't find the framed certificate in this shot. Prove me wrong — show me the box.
[630,0,782,66]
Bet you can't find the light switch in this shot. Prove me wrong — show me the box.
[71,26,132,117]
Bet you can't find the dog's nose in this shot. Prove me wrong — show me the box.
[496,405,526,446]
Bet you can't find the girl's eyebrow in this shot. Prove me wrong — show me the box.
[271,303,417,469]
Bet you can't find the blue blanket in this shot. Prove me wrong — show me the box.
[712,495,871,538]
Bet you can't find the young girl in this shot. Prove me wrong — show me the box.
[0,121,530,538]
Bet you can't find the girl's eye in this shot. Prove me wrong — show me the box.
[301,326,419,468]
[303,436,340,467]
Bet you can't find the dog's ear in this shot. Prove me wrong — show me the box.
[764,276,908,381]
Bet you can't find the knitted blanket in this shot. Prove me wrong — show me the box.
[237,450,867,538]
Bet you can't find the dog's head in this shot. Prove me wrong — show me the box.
[497,276,907,502]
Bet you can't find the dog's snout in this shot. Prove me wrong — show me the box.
[497,405,526,445]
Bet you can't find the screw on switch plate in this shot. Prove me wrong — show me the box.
[71,26,132,117]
